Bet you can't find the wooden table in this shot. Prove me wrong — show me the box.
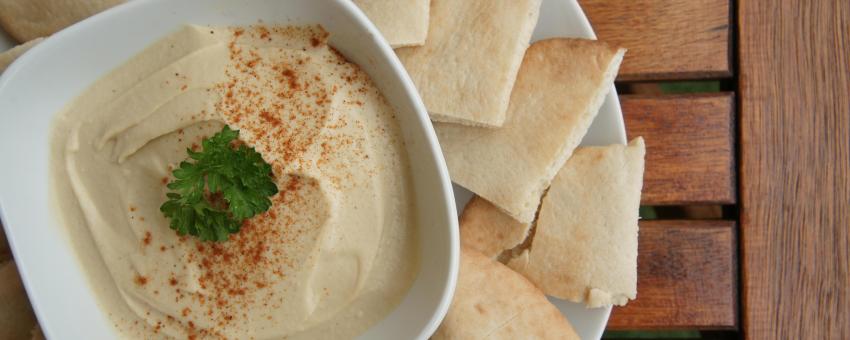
[578,0,849,338]
[1,0,847,339]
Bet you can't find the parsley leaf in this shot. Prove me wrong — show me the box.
[160,126,278,242]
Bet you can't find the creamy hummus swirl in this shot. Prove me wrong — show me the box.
[49,25,418,339]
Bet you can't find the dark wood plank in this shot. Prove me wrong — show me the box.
[622,93,736,205]
[739,1,850,338]
[0,225,8,262]
[0,261,38,339]
[608,220,737,330]
[0,220,9,263]
[579,0,731,81]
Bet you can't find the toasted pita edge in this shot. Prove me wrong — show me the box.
[429,111,505,128]
[0,0,122,42]
[459,196,531,258]
[434,247,578,339]
[448,39,626,223]
[396,0,541,127]
[0,38,44,73]
[511,41,626,223]
[354,0,430,48]
[508,138,645,307]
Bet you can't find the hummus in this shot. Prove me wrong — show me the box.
[49,25,418,339]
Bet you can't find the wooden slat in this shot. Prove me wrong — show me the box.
[622,93,736,205]
[0,222,8,262]
[579,0,731,81]
[608,220,737,330]
[0,261,38,339]
[739,0,850,338]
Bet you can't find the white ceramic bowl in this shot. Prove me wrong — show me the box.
[0,0,459,339]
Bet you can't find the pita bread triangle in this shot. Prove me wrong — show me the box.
[507,138,645,307]
[395,0,542,127]
[434,247,579,340]
[436,38,626,223]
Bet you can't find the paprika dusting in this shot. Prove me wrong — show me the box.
[50,24,418,340]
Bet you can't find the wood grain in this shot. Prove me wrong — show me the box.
[622,93,736,205]
[579,0,731,81]
[0,261,38,339]
[739,1,850,339]
[608,220,737,330]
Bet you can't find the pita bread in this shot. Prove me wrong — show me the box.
[0,261,38,340]
[434,247,579,340]
[0,0,122,42]
[507,138,645,307]
[395,0,541,127]
[460,196,530,259]
[353,0,429,48]
[436,38,625,223]
[0,38,44,74]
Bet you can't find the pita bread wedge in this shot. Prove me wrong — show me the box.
[0,0,122,42]
[353,0,430,48]
[460,196,530,259]
[434,247,579,340]
[436,38,625,223]
[0,38,43,73]
[507,138,645,307]
[0,261,38,340]
[395,0,541,127]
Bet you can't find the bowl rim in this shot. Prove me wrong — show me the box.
[0,0,459,339]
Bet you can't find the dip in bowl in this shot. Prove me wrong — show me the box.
[0,1,458,339]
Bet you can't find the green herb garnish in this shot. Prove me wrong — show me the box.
[160,126,278,242]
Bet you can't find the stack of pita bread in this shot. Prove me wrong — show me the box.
[375,0,647,337]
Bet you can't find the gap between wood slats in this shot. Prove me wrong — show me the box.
[604,330,738,340]
[607,220,738,330]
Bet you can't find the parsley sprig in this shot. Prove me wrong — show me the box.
[160,126,278,242]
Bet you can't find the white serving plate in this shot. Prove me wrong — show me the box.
[450,0,623,339]
[0,0,458,339]
[0,0,624,338]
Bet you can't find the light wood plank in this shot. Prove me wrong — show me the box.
[608,220,737,330]
[739,0,850,338]
[622,93,736,205]
[580,0,731,81]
